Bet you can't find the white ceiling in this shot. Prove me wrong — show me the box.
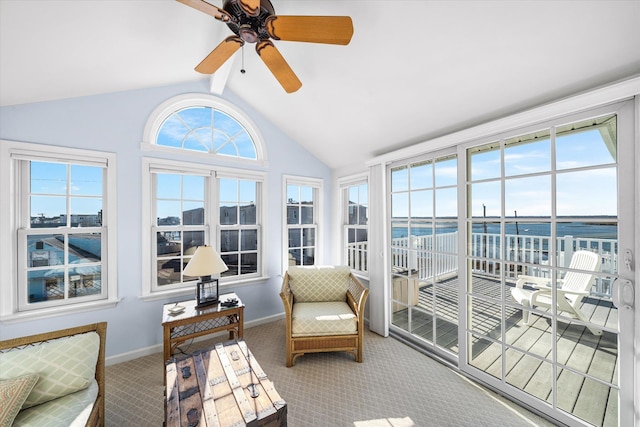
[2,1,639,170]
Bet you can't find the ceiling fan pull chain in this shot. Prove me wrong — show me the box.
[240,45,246,74]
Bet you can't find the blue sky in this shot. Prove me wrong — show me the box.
[392,124,617,219]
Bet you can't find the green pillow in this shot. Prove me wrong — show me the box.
[0,374,39,427]
[0,331,99,408]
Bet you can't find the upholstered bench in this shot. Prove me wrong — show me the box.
[280,265,368,367]
[0,323,106,427]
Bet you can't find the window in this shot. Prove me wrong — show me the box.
[0,141,118,320]
[340,177,368,274]
[142,93,266,165]
[141,94,267,299]
[142,159,265,297]
[284,176,323,267]
[219,177,260,277]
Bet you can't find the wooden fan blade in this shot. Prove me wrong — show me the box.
[176,0,231,22]
[266,16,354,45]
[256,40,302,93]
[239,0,260,17]
[195,36,244,74]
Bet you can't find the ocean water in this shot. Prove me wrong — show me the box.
[392,221,617,239]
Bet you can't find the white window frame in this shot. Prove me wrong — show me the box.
[282,175,323,270]
[141,93,268,168]
[338,173,369,276]
[141,158,267,300]
[0,140,118,322]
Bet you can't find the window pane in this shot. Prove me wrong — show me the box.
[287,206,299,225]
[241,229,257,251]
[435,188,457,219]
[410,190,432,218]
[505,175,551,217]
[31,161,66,194]
[288,249,301,266]
[70,197,103,226]
[391,193,408,219]
[411,161,432,190]
[221,230,239,252]
[222,253,239,276]
[303,228,315,246]
[556,115,616,170]
[302,248,315,265]
[156,174,181,199]
[157,201,182,225]
[288,229,301,247]
[220,205,237,225]
[183,231,204,253]
[157,232,181,256]
[391,166,408,192]
[183,202,204,225]
[469,181,501,218]
[68,266,101,298]
[70,165,102,196]
[240,253,257,274]
[300,206,313,224]
[504,131,551,177]
[435,156,457,187]
[69,233,101,263]
[30,197,65,227]
[239,181,256,202]
[28,269,64,302]
[300,187,313,204]
[183,175,204,201]
[287,185,299,203]
[28,234,64,267]
[220,179,237,202]
[469,143,500,181]
[557,168,616,217]
[239,202,256,225]
[157,258,182,286]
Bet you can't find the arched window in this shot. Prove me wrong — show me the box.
[142,94,265,163]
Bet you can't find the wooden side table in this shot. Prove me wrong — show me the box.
[162,293,244,363]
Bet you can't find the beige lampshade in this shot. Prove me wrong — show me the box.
[183,245,228,277]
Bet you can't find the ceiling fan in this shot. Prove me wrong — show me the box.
[177,0,354,93]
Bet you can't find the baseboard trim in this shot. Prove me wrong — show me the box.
[105,312,286,366]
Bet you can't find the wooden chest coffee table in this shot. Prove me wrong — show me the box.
[165,340,287,427]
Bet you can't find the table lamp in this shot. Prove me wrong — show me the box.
[183,245,228,308]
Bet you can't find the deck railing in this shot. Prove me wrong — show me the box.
[385,232,617,297]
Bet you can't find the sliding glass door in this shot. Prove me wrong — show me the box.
[387,100,635,426]
[462,102,634,427]
[390,153,460,358]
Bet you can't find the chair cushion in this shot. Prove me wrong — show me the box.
[291,301,357,337]
[287,265,351,302]
[0,331,99,409]
[13,379,98,427]
[0,374,39,427]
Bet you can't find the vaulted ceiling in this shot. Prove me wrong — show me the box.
[1,1,639,169]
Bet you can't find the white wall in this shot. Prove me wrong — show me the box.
[0,79,333,358]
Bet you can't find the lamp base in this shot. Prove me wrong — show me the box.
[195,297,219,310]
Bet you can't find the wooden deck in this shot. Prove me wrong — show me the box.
[392,275,618,427]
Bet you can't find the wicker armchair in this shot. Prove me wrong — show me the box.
[280,265,368,367]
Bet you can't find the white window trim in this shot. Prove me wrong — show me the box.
[282,175,324,271]
[140,93,268,168]
[0,140,119,323]
[338,173,369,277]
[141,157,268,301]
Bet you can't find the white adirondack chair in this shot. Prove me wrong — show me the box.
[511,250,602,335]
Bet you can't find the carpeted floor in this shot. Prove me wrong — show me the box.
[105,319,558,426]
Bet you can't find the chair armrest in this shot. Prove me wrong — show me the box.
[346,273,369,319]
[516,275,551,289]
[280,273,293,320]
